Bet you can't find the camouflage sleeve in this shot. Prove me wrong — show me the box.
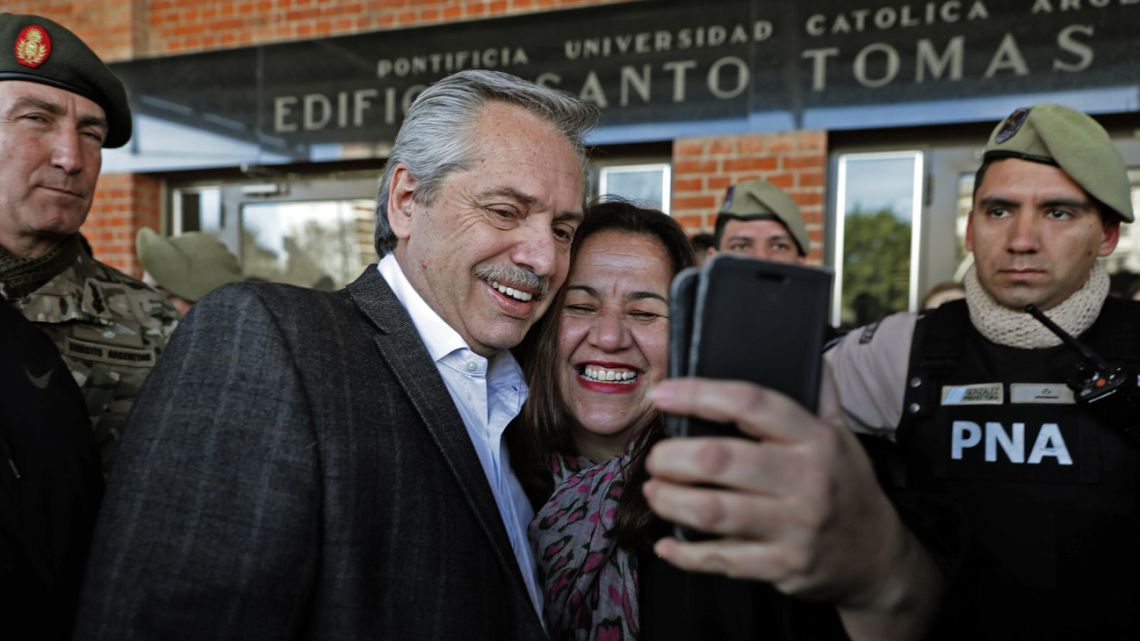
[84,274,178,474]
[18,255,179,475]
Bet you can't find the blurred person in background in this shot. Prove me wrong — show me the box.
[920,281,965,310]
[688,231,715,267]
[135,227,243,316]
[708,178,809,265]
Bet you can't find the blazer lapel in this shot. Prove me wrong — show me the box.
[345,267,533,598]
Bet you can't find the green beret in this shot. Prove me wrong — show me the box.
[984,103,1132,223]
[0,13,131,148]
[717,178,809,256]
[136,228,243,302]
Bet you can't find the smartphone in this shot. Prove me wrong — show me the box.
[666,267,700,439]
[666,255,833,540]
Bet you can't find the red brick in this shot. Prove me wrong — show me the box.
[672,195,717,210]
[673,140,706,157]
[673,215,703,230]
[723,157,777,172]
[708,139,735,155]
[708,176,731,191]
[672,177,703,193]
[673,159,718,175]
[212,18,246,30]
[767,138,795,154]
[798,170,825,188]
[765,173,794,189]
[791,192,824,207]
[738,136,766,154]
[784,154,826,170]
[798,130,827,150]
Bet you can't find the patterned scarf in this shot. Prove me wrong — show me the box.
[0,235,81,300]
[964,262,1108,349]
[530,450,639,641]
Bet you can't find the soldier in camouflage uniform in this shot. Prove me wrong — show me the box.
[0,13,178,474]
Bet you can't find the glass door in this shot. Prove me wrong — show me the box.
[170,171,382,290]
[831,151,924,328]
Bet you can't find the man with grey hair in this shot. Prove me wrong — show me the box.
[76,70,597,640]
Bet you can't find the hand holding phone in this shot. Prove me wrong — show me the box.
[665,255,833,540]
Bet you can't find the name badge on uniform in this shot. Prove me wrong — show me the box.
[941,383,1003,406]
[1010,383,1075,404]
[65,336,156,367]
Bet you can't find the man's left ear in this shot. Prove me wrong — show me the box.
[1099,217,1122,257]
[387,164,417,241]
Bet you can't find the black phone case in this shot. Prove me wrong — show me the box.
[667,255,833,541]
[685,254,832,438]
[665,267,700,439]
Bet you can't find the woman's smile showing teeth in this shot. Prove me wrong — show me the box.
[581,365,638,383]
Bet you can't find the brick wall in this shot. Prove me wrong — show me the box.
[6,0,143,61]
[5,0,636,271]
[140,0,633,56]
[7,0,635,60]
[84,174,163,277]
[671,131,828,265]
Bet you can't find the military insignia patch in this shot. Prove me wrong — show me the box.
[14,24,51,69]
[994,107,1030,144]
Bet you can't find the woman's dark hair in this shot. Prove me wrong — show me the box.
[514,198,695,548]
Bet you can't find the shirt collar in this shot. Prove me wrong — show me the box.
[377,253,468,363]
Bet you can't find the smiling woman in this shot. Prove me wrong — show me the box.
[511,199,694,641]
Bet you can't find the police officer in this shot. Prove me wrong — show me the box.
[0,13,178,475]
[822,103,1140,638]
[709,177,810,264]
[136,227,243,316]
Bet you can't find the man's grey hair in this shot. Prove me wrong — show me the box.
[374,69,600,256]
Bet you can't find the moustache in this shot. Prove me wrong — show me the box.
[473,263,549,301]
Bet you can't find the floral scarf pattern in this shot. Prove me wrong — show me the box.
[530,451,638,641]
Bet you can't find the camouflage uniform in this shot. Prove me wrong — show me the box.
[9,249,178,474]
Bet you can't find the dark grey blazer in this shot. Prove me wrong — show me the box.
[74,268,547,641]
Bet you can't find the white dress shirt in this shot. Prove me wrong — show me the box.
[376,255,543,617]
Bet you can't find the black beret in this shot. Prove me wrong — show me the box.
[0,13,131,148]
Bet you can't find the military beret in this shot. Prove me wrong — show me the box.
[717,178,810,256]
[0,13,131,148]
[136,228,243,302]
[984,103,1132,223]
